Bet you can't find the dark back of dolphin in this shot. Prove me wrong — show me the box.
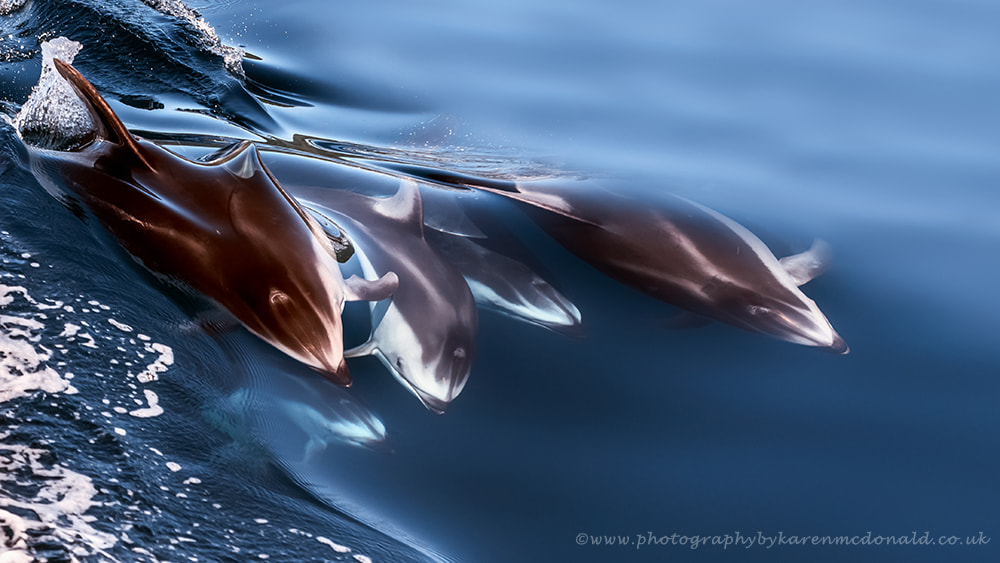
[447,178,847,352]
[26,60,400,383]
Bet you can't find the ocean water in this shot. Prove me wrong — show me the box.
[1,1,999,562]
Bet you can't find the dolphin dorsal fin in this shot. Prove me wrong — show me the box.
[218,141,260,179]
[779,239,832,286]
[52,59,153,170]
[373,179,424,233]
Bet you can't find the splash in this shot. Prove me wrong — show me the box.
[141,0,245,76]
[0,240,175,559]
[0,441,118,560]
[12,37,95,150]
[0,282,117,559]
[0,285,73,402]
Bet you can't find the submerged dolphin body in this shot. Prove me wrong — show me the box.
[291,181,477,413]
[465,179,848,353]
[423,228,583,336]
[24,59,398,383]
[224,379,388,462]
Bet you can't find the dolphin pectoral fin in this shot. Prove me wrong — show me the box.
[779,239,833,286]
[52,59,153,169]
[344,272,399,302]
[344,338,377,358]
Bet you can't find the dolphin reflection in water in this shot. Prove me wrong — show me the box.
[415,174,847,353]
[21,59,398,384]
[290,181,477,413]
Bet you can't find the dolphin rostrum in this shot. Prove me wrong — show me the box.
[443,178,847,353]
[291,181,477,413]
[23,59,398,383]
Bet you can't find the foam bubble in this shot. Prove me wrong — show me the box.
[109,318,134,332]
[317,536,352,553]
[129,389,164,418]
[136,342,174,383]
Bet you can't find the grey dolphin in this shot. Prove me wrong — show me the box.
[23,59,398,384]
[424,228,583,336]
[290,181,477,413]
[462,179,848,353]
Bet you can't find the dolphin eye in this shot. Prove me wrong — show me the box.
[747,305,771,316]
[396,357,404,369]
[269,289,290,305]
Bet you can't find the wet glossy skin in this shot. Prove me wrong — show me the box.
[24,60,388,383]
[475,179,847,352]
[292,182,477,413]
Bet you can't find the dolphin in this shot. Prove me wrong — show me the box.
[440,178,847,353]
[224,379,389,462]
[423,228,583,336]
[22,59,398,383]
[290,181,477,413]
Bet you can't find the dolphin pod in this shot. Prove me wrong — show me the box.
[17,54,847,417]
[24,59,398,385]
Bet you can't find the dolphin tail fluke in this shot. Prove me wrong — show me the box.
[52,59,153,169]
[344,272,398,302]
[779,239,833,286]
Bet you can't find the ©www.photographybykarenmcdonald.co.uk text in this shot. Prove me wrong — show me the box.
[575,530,991,551]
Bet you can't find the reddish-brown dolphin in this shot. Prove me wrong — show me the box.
[24,59,398,384]
[493,180,849,353]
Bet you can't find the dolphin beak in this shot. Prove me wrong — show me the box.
[414,391,449,415]
[315,358,352,386]
[827,332,850,355]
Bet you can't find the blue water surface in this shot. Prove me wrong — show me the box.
[1,0,999,562]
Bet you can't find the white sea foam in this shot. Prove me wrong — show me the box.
[317,536,352,553]
[0,286,71,403]
[109,318,134,332]
[129,388,164,418]
[136,342,174,383]
[1,244,179,559]
[0,442,118,560]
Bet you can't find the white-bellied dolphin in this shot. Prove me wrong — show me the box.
[290,181,477,413]
[23,59,398,383]
[424,228,583,336]
[442,178,847,353]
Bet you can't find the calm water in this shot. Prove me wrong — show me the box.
[1,0,999,562]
